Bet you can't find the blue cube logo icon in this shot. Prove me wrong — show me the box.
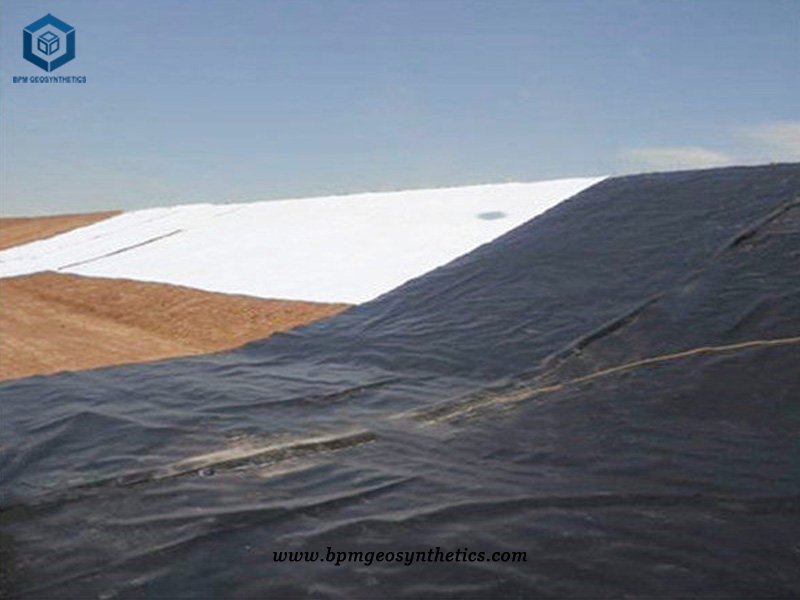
[23,14,76,72]
[37,31,60,56]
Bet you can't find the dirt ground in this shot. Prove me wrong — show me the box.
[0,211,120,250]
[0,272,349,381]
[0,211,350,381]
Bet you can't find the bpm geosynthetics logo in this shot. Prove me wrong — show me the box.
[12,14,85,84]
[23,13,75,72]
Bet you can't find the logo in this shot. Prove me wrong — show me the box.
[23,14,75,72]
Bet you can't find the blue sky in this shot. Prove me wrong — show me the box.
[1,0,798,216]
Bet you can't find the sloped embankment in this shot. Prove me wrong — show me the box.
[0,272,348,381]
[0,211,119,251]
[1,164,799,598]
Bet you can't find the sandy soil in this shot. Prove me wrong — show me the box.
[0,211,120,251]
[0,272,349,381]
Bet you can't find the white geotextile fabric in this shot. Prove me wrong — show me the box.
[0,177,604,303]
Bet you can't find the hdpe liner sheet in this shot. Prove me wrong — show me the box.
[1,164,799,598]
